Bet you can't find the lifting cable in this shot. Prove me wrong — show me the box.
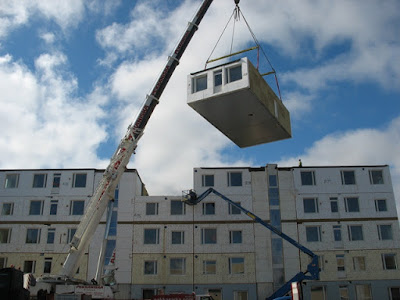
[205,1,282,100]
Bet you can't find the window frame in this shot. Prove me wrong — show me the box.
[67,228,77,244]
[336,254,345,272]
[1,202,14,216]
[4,174,19,189]
[29,200,44,215]
[353,256,366,271]
[32,173,47,188]
[300,171,316,186]
[26,228,41,244]
[382,253,397,270]
[226,64,242,83]
[171,231,185,245]
[203,260,216,275]
[378,224,393,240]
[333,225,342,242]
[201,228,217,244]
[72,173,87,188]
[306,226,321,242]
[70,200,85,215]
[303,197,319,213]
[50,200,58,215]
[0,257,7,268]
[202,174,214,187]
[229,257,245,274]
[43,257,52,274]
[229,202,241,215]
[193,74,207,93]
[47,228,55,244]
[229,230,243,244]
[144,260,158,275]
[341,170,356,185]
[144,228,160,245]
[228,171,243,187]
[146,202,159,216]
[170,200,185,215]
[369,169,384,184]
[170,257,186,275]
[52,173,61,188]
[202,202,215,215]
[375,199,388,212]
[330,197,339,213]
[0,228,11,243]
[348,225,364,241]
[344,197,360,212]
[23,260,36,273]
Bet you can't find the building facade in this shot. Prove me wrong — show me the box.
[0,165,399,300]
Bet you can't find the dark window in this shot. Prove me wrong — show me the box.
[269,188,279,205]
[301,171,315,185]
[171,231,184,244]
[269,175,278,187]
[44,258,52,273]
[390,287,400,300]
[227,65,242,83]
[146,203,158,215]
[203,202,215,215]
[202,174,214,187]
[5,174,19,188]
[202,228,217,244]
[230,231,242,244]
[382,254,397,270]
[330,197,338,213]
[378,225,393,240]
[67,228,76,243]
[333,225,342,241]
[214,70,222,87]
[52,173,61,188]
[171,200,185,215]
[144,261,157,275]
[47,228,55,244]
[306,226,321,242]
[345,197,359,212]
[144,229,159,244]
[375,199,387,212]
[73,173,87,188]
[23,261,36,273]
[348,225,363,241]
[228,172,242,186]
[194,75,207,92]
[0,229,11,243]
[341,170,356,185]
[26,229,41,244]
[229,202,241,215]
[29,201,43,215]
[50,200,58,215]
[33,174,47,188]
[370,170,384,184]
[303,198,318,213]
[70,200,84,215]
[1,203,13,215]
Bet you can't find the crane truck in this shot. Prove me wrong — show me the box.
[5,0,320,299]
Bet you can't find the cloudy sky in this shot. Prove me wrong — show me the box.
[0,0,399,210]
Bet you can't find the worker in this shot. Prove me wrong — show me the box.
[298,159,302,167]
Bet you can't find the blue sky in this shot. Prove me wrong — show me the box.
[0,0,399,209]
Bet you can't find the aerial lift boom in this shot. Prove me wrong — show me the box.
[60,0,214,280]
[183,188,320,300]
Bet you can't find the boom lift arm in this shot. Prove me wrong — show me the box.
[183,188,319,300]
[60,0,214,279]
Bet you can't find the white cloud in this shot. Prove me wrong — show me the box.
[0,53,108,169]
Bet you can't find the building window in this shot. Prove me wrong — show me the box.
[375,199,387,212]
[228,172,242,186]
[29,200,44,215]
[339,286,349,300]
[32,174,47,188]
[47,228,55,244]
[269,175,278,187]
[171,200,185,215]
[26,228,41,244]
[341,170,356,185]
[203,260,216,274]
[52,173,61,188]
[144,229,160,244]
[229,202,241,215]
[171,231,185,245]
[353,256,366,271]
[389,287,400,300]
[229,257,244,274]
[234,291,248,300]
[0,257,7,268]
[44,258,52,274]
[333,225,342,242]
[170,258,185,275]
[226,65,242,83]
[348,225,363,241]
[355,285,372,300]
[369,170,384,184]
[23,261,36,273]
[344,197,359,212]
[70,200,84,215]
[1,203,14,215]
[214,70,222,91]
[306,226,321,242]
[303,198,318,213]
[300,171,315,186]
[311,286,326,299]
[146,203,159,215]
[143,289,158,299]
[378,224,393,240]
[67,228,76,243]
[203,202,215,215]
[230,230,242,244]
[202,174,214,187]
[50,200,58,215]
[382,254,397,270]
[193,75,207,93]
[336,254,345,271]
[330,197,338,213]
[109,211,117,236]
[72,173,87,188]
[0,229,11,243]
[4,174,19,188]
[201,228,217,244]
[144,260,157,275]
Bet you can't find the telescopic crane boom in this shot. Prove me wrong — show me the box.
[60,0,214,279]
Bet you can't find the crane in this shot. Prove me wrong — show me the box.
[183,188,320,300]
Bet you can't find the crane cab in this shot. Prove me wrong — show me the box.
[187,57,291,148]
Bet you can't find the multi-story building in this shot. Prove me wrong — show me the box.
[0,165,399,300]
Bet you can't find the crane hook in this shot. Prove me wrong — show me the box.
[234,0,240,4]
